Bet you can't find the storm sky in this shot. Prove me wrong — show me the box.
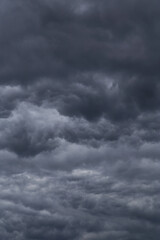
[1,0,160,239]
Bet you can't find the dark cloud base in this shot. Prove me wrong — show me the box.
[0,0,160,239]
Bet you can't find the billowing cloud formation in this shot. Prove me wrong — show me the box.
[1,0,160,239]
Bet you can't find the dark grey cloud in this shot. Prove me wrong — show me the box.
[0,0,160,239]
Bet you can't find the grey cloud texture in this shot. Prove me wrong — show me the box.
[0,0,160,239]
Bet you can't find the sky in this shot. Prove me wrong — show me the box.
[1,0,160,239]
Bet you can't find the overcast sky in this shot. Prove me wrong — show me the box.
[1,0,160,239]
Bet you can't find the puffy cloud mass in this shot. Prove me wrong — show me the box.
[0,0,160,239]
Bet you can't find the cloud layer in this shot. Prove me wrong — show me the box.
[1,0,160,239]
